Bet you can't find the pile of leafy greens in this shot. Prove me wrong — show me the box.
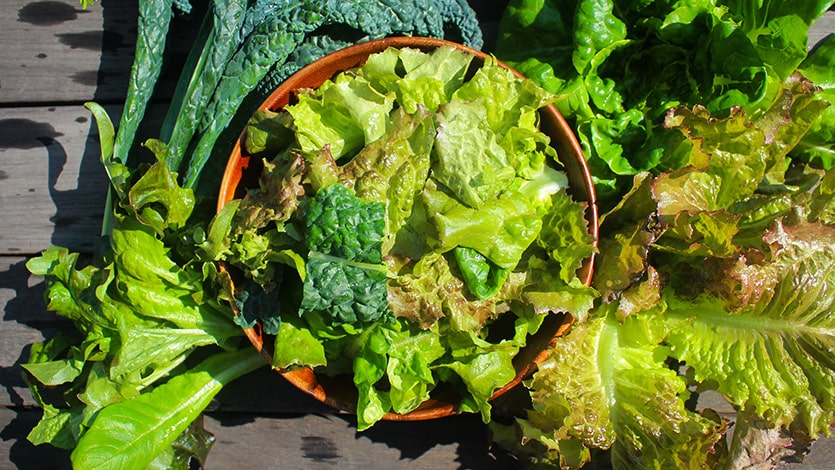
[491,0,835,468]
[214,44,597,430]
[21,0,488,468]
[23,0,835,467]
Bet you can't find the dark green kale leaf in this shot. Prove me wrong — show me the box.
[232,277,283,335]
[300,184,391,326]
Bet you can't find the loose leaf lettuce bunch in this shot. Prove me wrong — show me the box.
[493,1,835,468]
[211,45,597,430]
[495,0,835,210]
[23,162,262,469]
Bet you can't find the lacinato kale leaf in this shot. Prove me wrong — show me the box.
[182,5,325,190]
[300,184,391,326]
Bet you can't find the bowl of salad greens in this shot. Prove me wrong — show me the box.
[215,36,599,429]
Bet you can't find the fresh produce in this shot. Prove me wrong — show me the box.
[495,0,835,211]
[491,0,835,468]
[23,0,835,468]
[214,44,597,430]
[22,1,484,468]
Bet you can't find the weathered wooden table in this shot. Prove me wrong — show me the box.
[1,1,834,468]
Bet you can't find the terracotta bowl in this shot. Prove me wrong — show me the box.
[218,37,598,421]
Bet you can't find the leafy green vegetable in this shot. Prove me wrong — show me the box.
[493,306,726,469]
[664,221,835,436]
[23,163,247,468]
[160,0,248,170]
[496,0,835,211]
[71,348,263,470]
[112,0,174,167]
[797,35,835,168]
[181,5,325,190]
[300,186,390,327]
[453,246,511,300]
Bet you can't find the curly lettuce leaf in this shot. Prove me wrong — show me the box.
[420,180,543,269]
[536,189,597,283]
[663,219,835,437]
[386,252,495,331]
[432,98,517,207]
[439,330,520,423]
[272,315,327,369]
[385,321,445,415]
[496,304,725,469]
[520,256,597,322]
[243,108,295,156]
[338,107,435,237]
[653,74,829,256]
[810,166,835,224]
[592,172,659,297]
[496,0,835,210]
[287,73,395,160]
[358,44,473,114]
[452,56,556,154]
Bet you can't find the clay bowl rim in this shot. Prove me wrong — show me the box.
[217,36,599,421]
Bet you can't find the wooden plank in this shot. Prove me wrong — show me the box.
[4,406,835,469]
[0,103,176,255]
[201,412,516,470]
[0,407,516,470]
[1,0,135,105]
[0,105,109,254]
[809,9,835,49]
[0,0,200,105]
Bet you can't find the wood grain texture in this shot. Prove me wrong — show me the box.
[2,0,136,105]
[0,0,198,105]
[0,407,520,470]
[0,103,173,255]
[0,106,109,254]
